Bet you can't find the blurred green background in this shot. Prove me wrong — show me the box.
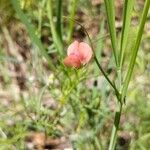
[0,0,150,149]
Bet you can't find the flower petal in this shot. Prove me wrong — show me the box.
[67,41,79,56]
[78,42,93,64]
[64,54,82,68]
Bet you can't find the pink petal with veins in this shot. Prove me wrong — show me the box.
[67,41,79,56]
[64,40,93,68]
[78,42,93,64]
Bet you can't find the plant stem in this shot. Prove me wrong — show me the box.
[75,21,120,96]
[94,56,119,97]
[109,102,123,150]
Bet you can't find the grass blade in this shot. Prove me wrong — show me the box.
[47,0,63,55]
[104,0,118,67]
[67,0,79,43]
[121,0,150,101]
[119,0,135,67]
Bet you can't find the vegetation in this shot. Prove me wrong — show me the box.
[0,0,150,149]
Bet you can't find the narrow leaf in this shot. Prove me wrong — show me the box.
[67,0,79,42]
[47,0,63,55]
[119,0,135,67]
[104,0,118,67]
[121,0,150,101]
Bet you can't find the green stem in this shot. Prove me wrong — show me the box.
[109,102,123,150]
[94,56,119,98]
[85,30,120,98]
[79,22,120,97]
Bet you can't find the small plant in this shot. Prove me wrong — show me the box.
[6,0,150,149]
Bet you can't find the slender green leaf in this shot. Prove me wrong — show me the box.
[67,0,79,42]
[121,0,150,101]
[47,0,63,55]
[104,0,118,67]
[119,0,135,67]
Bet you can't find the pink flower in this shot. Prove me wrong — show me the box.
[64,41,93,68]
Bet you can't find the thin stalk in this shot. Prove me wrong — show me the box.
[108,103,122,150]
[47,0,63,55]
[83,28,120,99]
[94,56,120,98]
[121,0,150,102]
[104,0,118,67]
[67,0,78,42]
